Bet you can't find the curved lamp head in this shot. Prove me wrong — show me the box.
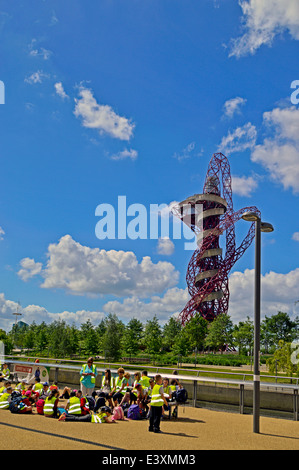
[261,222,274,233]
[242,211,260,222]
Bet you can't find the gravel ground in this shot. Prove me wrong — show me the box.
[1,399,299,450]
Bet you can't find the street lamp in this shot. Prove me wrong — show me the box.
[242,211,274,433]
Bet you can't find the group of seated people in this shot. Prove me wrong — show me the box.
[0,365,183,424]
[95,367,182,418]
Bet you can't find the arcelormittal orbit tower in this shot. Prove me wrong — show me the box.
[172,153,260,325]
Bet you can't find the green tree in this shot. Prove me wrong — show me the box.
[233,317,254,355]
[261,319,275,354]
[205,314,234,352]
[96,319,107,354]
[162,317,182,352]
[68,324,80,355]
[0,329,13,354]
[23,326,36,350]
[36,324,48,352]
[47,320,75,357]
[80,319,99,356]
[122,318,143,357]
[172,328,191,356]
[144,315,162,357]
[102,314,124,361]
[263,312,296,349]
[184,313,208,351]
[267,340,299,377]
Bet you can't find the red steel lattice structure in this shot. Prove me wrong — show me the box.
[172,153,260,325]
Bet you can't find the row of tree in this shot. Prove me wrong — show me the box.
[1,310,298,362]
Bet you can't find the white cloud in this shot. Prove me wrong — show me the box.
[28,39,52,60]
[231,175,258,196]
[0,293,21,331]
[157,237,175,255]
[0,227,4,240]
[22,305,104,328]
[54,82,69,100]
[229,268,299,323]
[223,97,247,118]
[50,11,59,26]
[110,148,138,161]
[251,106,299,193]
[17,258,43,281]
[230,0,299,57]
[24,70,49,84]
[103,287,189,323]
[218,122,257,154]
[173,142,203,161]
[0,292,105,330]
[0,285,189,330]
[74,87,135,141]
[292,232,299,242]
[20,235,179,298]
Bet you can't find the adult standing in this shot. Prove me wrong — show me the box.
[80,357,98,396]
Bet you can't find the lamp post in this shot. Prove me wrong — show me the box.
[241,211,274,433]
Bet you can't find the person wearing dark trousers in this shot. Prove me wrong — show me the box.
[149,374,168,434]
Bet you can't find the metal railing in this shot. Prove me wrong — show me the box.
[5,354,299,386]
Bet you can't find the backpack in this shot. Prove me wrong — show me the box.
[127,404,140,420]
[86,396,95,411]
[36,399,45,415]
[11,391,22,400]
[95,396,106,410]
[9,396,25,414]
[174,388,188,403]
[112,405,124,420]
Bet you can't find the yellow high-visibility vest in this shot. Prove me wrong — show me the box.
[80,364,96,384]
[1,368,10,379]
[44,396,57,416]
[101,376,114,389]
[140,376,150,388]
[91,411,107,423]
[0,392,10,409]
[68,396,82,415]
[115,377,127,395]
[150,384,164,407]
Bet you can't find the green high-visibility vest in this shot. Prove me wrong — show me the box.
[101,376,114,389]
[150,384,164,407]
[0,392,10,409]
[68,396,82,415]
[132,380,139,397]
[1,368,10,379]
[33,383,43,392]
[16,383,26,391]
[140,376,150,388]
[44,396,57,416]
[80,364,96,384]
[91,411,107,423]
[115,377,127,395]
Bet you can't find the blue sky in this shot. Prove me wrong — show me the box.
[0,0,299,330]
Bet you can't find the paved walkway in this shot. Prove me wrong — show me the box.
[1,405,299,450]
